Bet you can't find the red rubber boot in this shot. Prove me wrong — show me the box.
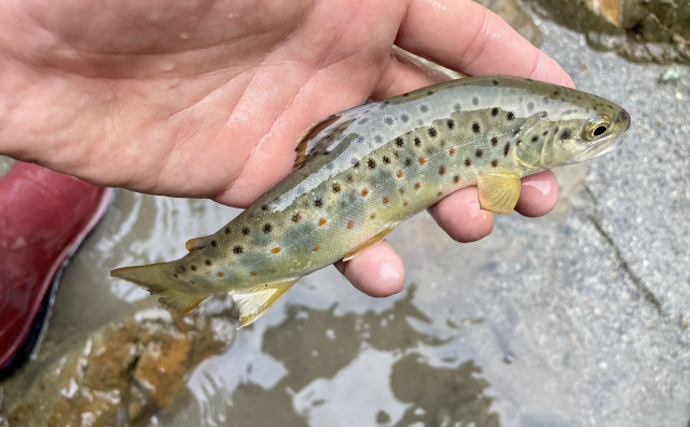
[0,162,113,379]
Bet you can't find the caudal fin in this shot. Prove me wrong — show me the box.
[231,278,298,328]
[111,263,210,312]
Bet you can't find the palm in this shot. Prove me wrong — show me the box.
[1,0,409,206]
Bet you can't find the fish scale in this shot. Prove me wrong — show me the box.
[112,77,631,327]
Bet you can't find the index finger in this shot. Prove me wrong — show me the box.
[396,0,574,88]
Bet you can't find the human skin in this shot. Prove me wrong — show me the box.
[0,0,573,298]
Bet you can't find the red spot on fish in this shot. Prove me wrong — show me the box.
[319,218,327,227]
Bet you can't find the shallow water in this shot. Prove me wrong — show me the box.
[3,16,690,427]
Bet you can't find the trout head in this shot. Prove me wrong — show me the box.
[514,90,631,171]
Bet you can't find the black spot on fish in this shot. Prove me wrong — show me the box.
[346,175,354,183]
[211,240,217,247]
[333,183,341,193]
[492,79,499,86]
[190,265,196,271]
[543,130,548,136]
[375,135,383,143]
[234,246,243,254]
[414,137,422,147]
[427,90,434,95]
[396,137,404,146]
[263,224,272,233]
[465,158,472,167]
[504,142,510,156]
[385,117,394,125]
[205,259,211,266]
[242,227,250,235]
[429,127,437,137]
[225,227,231,234]
[353,161,360,168]
[491,137,498,146]
[454,103,462,111]
[454,175,460,183]
[447,119,455,129]
[560,128,572,140]
[472,97,479,105]
[383,156,391,164]
[472,123,481,133]
[439,165,446,175]
[405,158,413,167]
[403,92,409,97]
[475,149,483,158]
[531,136,539,142]
[368,159,376,168]
[420,105,429,112]
[527,102,535,112]
[180,266,186,273]
[315,198,323,207]
[491,160,498,167]
[261,205,268,211]
[401,114,409,122]
[292,213,301,223]
[491,107,499,116]
[507,112,515,121]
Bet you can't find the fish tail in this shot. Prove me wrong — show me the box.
[111,263,211,312]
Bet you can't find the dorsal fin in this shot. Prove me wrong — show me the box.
[185,236,210,252]
[294,114,341,169]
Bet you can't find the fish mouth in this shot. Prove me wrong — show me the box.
[583,135,624,160]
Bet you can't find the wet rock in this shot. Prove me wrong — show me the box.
[474,0,542,47]
[390,354,500,427]
[0,296,235,427]
[524,0,690,64]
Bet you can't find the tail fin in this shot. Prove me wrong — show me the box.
[231,278,298,328]
[111,263,210,312]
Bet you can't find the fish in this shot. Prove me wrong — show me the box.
[111,77,631,328]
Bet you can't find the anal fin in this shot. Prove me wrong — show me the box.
[343,225,397,262]
[231,278,298,328]
[477,173,522,215]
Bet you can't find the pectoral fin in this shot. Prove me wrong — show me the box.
[231,278,298,328]
[343,225,397,262]
[477,173,521,215]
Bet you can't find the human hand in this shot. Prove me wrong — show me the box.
[0,0,573,298]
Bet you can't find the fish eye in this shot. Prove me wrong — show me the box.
[585,116,611,140]
[593,125,608,136]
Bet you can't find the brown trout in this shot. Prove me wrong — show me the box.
[112,77,630,327]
